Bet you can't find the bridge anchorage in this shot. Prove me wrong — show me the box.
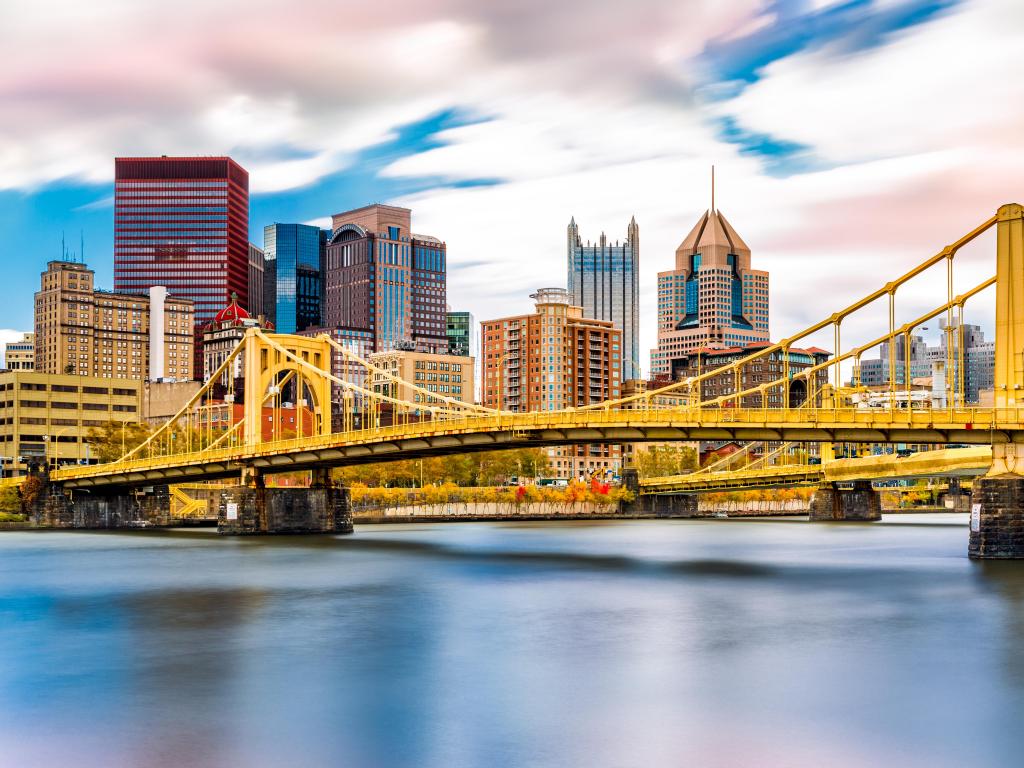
[12,204,1024,557]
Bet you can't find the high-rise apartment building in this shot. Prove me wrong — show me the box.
[481,287,622,477]
[4,333,35,371]
[651,207,769,377]
[262,223,326,333]
[567,217,640,380]
[323,204,448,354]
[35,261,194,380]
[113,156,249,377]
[248,243,265,319]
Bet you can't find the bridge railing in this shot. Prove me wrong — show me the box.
[52,404,1024,483]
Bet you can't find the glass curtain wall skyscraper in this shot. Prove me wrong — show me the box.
[113,156,249,378]
[567,217,640,381]
[262,224,325,334]
[323,204,448,354]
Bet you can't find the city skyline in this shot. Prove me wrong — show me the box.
[2,1,1021,373]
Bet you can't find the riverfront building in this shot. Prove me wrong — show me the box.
[113,156,249,377]
[567,217,640,380]
[34,260,194,381]
[369,349,475,408]
[262,223,326,334]
[0,370,141,476]
[651,207,770,377]
[4,333,35,371]
[323,204,448,355]
[481,287,622,478]
[669,342,831,408]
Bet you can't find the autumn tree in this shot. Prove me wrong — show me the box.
[84,421,152,463]
[634,445,698,477]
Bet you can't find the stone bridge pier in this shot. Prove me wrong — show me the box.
[217,468,353,535]
[29,468,173,529]
[808,481,881,522]
[621,468,699,518]
[969,473,1024,559]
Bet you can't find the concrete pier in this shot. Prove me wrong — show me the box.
[808,480,881,522]
[217,483,353,535]
[969,477,1024,559]
[32,479,171,529]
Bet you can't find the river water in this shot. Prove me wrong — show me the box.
[1,515,1023,768]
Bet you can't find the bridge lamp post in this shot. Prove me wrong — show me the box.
[44,426,79,470]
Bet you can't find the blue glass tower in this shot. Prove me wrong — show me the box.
[567,217,640,380]
[262,223,326,333]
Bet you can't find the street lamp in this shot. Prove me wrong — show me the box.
[43,425,78,470]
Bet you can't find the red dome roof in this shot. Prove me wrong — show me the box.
[214,293,250,324]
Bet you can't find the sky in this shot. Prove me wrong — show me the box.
[1,0,1022,374]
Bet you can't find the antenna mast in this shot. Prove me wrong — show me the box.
[711,165,715,213]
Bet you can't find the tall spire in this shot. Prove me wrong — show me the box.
[711,165,715,213]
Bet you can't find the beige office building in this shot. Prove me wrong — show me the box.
[0,371,142,476]
[4,333,35,371]
[369,349,474,407]
[34,260,194,381]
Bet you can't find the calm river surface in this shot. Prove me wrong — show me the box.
[2,515,1024,768]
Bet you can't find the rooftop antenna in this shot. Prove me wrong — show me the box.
[61,231,66,260]
[711,165,715,213]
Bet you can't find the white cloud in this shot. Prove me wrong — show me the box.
[720,0,1024,166]
[2,0,1022,377]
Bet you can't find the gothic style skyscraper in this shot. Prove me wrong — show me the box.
[650,207,770,378]
[567,216,640,380]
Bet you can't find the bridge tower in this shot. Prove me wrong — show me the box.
[241,328,333,448]
[971,203,1024,557]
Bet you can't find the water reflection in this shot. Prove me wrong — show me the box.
[1,517,1023,767]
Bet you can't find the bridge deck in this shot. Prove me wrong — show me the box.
[50,408,1023,490]
[641,446,993,493]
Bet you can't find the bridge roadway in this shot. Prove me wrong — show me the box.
[640,446,993,494]
[51,407,1023,490]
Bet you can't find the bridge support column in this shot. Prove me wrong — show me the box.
[218,470,353,535]
[808,481,881,522]
[972,205,1024,557]
[970,445,1024,559]
[29,473,171,529]
[635,493,699,518]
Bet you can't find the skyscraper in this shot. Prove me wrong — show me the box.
[567,216,640,380]
[248,243,265,319]
[650,207,769,377]
[113,156,249,376]
[322,204,448,353]
[262,223,326,334]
